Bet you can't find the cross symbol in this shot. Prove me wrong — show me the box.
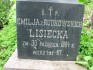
[48,7,53,16]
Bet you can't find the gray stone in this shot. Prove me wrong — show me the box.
[16,1,84,60]
[17,0,78,3]
[4,49,86,70]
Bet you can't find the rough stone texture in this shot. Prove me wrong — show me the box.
[17,1,84,60]
[4,49,86,70]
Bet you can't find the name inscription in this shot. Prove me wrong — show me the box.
[17,18,82,28]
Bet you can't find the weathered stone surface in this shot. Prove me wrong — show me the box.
[16,0,84,60]
[4,49,86,70]
[17,0,78,3]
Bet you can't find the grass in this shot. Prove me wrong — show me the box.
[0,4,16,70]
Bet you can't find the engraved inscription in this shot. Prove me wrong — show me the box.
[32,50,63,56]
[17,6,83,56]
[17,2,84,60]
[17,18,83,28]
[29,29,68,39]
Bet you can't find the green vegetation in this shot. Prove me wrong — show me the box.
[0,0,93,70]
[79,0,91,4]
[0,0,16,70]
[0,0,15,27]
[76,0,93,70]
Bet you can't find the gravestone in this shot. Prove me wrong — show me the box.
[16,0,84,61]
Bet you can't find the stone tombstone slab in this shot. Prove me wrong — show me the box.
[16,0,84,60]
